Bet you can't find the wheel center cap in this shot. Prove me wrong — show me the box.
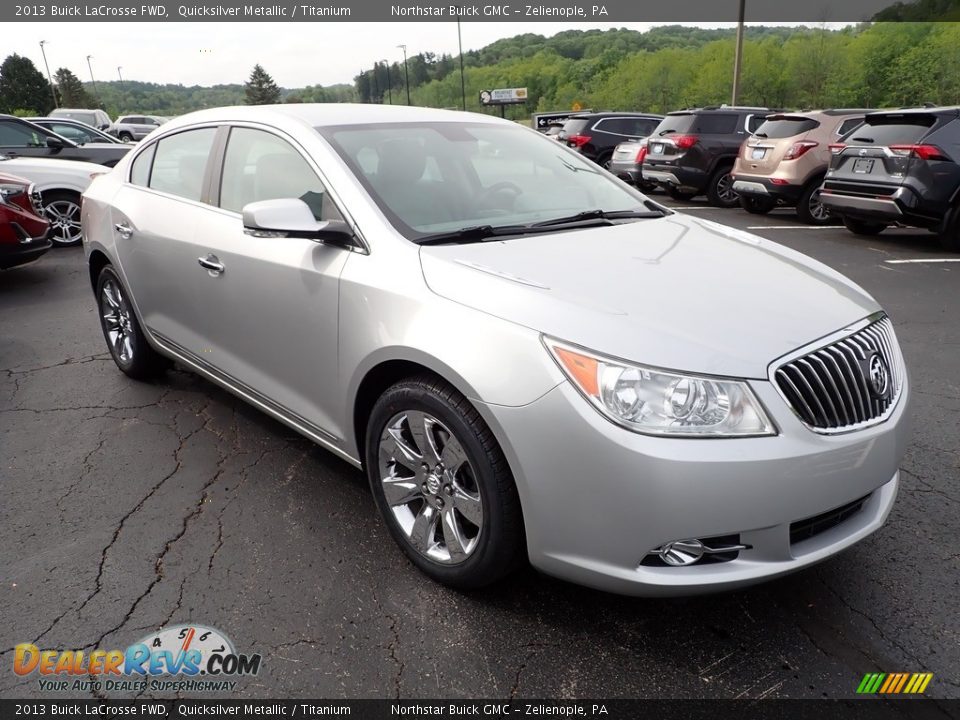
[426,473,441,496]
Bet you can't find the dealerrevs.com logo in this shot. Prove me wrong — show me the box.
[13,625,261,693]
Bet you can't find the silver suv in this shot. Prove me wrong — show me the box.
[49,108,112,132]
[113,115,168,142]
[82,105,909,596]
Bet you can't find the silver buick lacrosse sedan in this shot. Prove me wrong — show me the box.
[82,105,909,596]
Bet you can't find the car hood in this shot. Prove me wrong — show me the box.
[419,214,880,379]
[0,156,105,180]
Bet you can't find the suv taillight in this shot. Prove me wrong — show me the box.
[889,144,949,161]
[673,134,698,150]
[635,144,648,163]
[567,134,591,148]
[783,141,819,160]
[828,143,846,154]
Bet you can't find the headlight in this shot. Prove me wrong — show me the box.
[0,183,25,205]
[546,338,776,437]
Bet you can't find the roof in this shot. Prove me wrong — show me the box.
[163,103,508,130]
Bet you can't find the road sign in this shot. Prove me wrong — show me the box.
[572,101,582,111]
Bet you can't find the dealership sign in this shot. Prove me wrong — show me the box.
[479,88,528,106]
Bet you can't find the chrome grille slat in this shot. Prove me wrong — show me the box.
[773,317,904,434]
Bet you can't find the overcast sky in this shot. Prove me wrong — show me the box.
[11,22,839,89]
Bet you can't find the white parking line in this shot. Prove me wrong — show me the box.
[884,258,960,264]
[746,225,844,230]
[670,206,717,210]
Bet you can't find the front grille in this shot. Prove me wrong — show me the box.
[790,495,869,545]
[773,316,903,433]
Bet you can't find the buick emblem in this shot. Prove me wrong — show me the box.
[859,148,868,156]
[867,353,890,399]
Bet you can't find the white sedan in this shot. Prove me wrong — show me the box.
[0,153,106,246]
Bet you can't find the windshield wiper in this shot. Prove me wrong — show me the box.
[852,136,874,143]
[532,207,667,227]
[754,132,768,138]
[416,224,528,246]
[658,129,677,136]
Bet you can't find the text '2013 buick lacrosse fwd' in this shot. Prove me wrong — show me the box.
[82,105,909,596]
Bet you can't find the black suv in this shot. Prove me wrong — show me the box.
[0,115,130,167]
[819,107,960,251]
[560,112,664,168]
[642,107,771,207]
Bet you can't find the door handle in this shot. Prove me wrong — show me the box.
[115,222,133,239]
[198,254,225,275]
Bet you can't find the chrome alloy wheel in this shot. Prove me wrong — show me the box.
[100,278,135,365]
[378,410,483,564]
[808,188,830,222]
[715,172,738,204]
[45,199,82,245]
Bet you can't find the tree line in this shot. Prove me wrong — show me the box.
[2,23,959,120]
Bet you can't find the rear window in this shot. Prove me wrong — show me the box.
[560,118,590,136]
[754,117,819,139]
[652,114,696,136]
[696,114,739,134]
[845,114,937,146]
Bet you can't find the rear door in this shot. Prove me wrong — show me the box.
[827,113,943,191]
[742,115,820,174]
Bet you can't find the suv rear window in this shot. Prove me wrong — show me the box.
[696,114,738,134]
[754,117,819,139]
[561,118,590,136]
[653,114,696,136]
[845,114,937,145]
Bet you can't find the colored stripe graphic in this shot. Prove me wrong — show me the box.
[857,672,933,694]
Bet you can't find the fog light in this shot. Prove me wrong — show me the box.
[657,539,705,566]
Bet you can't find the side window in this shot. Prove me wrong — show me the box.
[746,115,766,133]
[147,128,216,201]
[0,121,45,147]
[130,143,157,187]
[837,118,863,136]
[219,127,341,222]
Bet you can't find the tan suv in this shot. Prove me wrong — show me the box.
[732,110,871,224]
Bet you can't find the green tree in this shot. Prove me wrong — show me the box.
[244,64,281,105]
[0,54,54,115]
[54,67,93,108]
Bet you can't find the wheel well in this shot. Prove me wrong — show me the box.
[88,250,110,290]
[352,360,448,461]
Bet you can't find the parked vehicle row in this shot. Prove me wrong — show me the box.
[49,107,169,141]
[578,104,960,251]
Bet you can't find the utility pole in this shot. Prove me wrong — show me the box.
[457,19,466,111]
[39,40,57,109]
[381,59,392,105]
[731,0,746,105]
[117,66,125,92]
[397,44,411,105]
[372,64,380,104]
[86,55,100,107]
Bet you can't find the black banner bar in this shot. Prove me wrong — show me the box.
[0,699,956,719]
[4,0,960,23]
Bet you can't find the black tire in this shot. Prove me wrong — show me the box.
[796,179,832,225]
[937,208,960,252]
[365,375,524,589]
[596,151,613,170]
[95,265,169,380]
[42,191,84,247]
[638,181,658,194]
[666,187,697,201]
[119,132,134,142]
[706,166,739,208]
[843,217,887,236]
[739,195,775,215]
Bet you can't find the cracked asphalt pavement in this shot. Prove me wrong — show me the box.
[1,201,958,702]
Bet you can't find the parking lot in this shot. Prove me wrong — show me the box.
[1,197,958,702]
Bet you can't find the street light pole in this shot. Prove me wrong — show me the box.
[731,0,746,105]
[39,40,57,109]
[381,59,392,105]
[372,64,380,104]
[86,55,100,107]
[117,66,125,93]
[397,44,411,105]
[457,19,466,111]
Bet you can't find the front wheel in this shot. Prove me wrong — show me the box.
[96,266,169,380]
[707,167,739,208]
[119,132,134,142]
[739,196,775,215]
[796,180,832,225]
[43,191,83,247]
[843,217,887,236]
[365,376,524,589]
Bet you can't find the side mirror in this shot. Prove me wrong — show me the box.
[46,136,65,149]
[242,198,357,247]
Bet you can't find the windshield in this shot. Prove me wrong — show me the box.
[320,122,652,241]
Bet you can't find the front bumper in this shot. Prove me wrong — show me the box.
[0,227,51,270]
[481,374,909,596]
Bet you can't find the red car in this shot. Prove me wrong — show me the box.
[0,172,51,269]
